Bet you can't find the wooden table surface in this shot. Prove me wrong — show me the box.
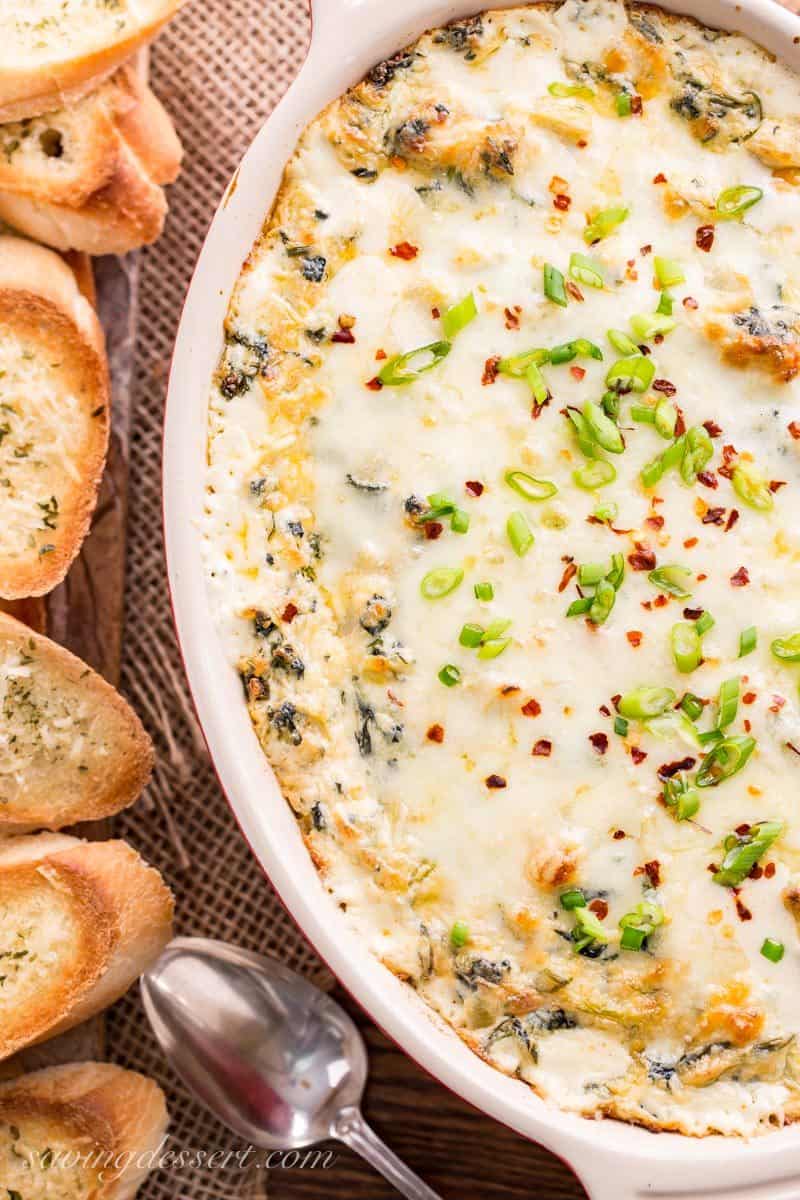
[269,988,588,1200]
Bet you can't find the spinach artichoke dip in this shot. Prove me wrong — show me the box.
[204,0,800,1136]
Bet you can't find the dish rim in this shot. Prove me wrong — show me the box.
[163,1,800,1195]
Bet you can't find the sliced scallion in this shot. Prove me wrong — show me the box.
[618,686,676,720]
[593,500,618,522]
[671,621,702,674]
[589,578,616,625]
[583,399,624,453]
[560,888,586,909]
[715,184,763,220]
[566,408,602,459]
[607,329,639,356]
[505,470,558,501]
[656,291,674,316]
[615,92,632,117]
[681,693,704,721]
[630,311,676,341]
[716,676,740,730]
[572,905,609,953]
[578,562,606,587]
[438,663,461,687]
[654,256,686,288]
[648,564,692,598]
[378,340,451,385]
[654,398,678,440]
[614,715,629,736]
[732,461,774,511]
[498,347,550,377]
[771,632,800,662]
[631,403,656,424]
[696,735,756,788]
[680,425,713,485]
[474,581,494,601]
[451,508,470,534]
[548,81,595,99]
[695,611,714,636]
[421,566,464,600]
[569,252,604,288]
[441,292,477,339]
[477,637,511,660]
[526,360,550,407]
[450,919,470,947]
[663,773,700,821]
[507,511,534,557]
[459,623,484,648]
[543,263,568,307]
[584,206,629,244]
[761,938,785,963]
[738,626,757,657]
[619,901,664,950]
[606,354,655,394]
[713,820,782,886]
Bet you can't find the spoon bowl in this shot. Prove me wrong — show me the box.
[141,936,440,1198]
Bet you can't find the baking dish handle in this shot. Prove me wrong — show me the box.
[575,1155,800,1200]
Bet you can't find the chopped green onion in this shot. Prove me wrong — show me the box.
[421,566,464,599]
[438,663,461,687]
[566,596,593,617]
[615,92,632,117]
[641,433,686,488]
[474,581,494,601]
[732,461,774,511]
[680,425,714,485]
[451,508,470,534]
[654,256,686,288]
[697,735,757,788]
[619,900,664,950]
[761,938,785,964]
[583,399,624,453]
[715,184,763,220]
[378,340,451,386]
[698,729,723,747]
[524,361,548,407]
[549,341,577,365]
[570,337,604,361]
[771,632,800,662]
[663,773,700,821]
[507,511,534,557]
[572,905,609,953]
[593,501,618,523]
[671,621,702,674]
[606,553,625,591]
[505,470,558,501]
[654,398,678,440]
[548,81,595,99]
[477,637,511,660]
[560,888,586,909]
[450,919,470,948]
[695,611,715,636]
[543,263,568,307]
[569,252,604,288]
[427,491,452,509]
[441,292,477,339]
[648,564,692,599]
[584,206,629,244]
[656,291,674,316]
[589,578,616,625]
[618,686,676,720]
[614,715,629,736]
[620,926,646,950]
[713,820,782,887]
[573,459,617,490]
[645,709,703,749]
[630,312,676,341]
[484,618,512,640]
[578,562,606,586]
[459,623,485,648]
[607,329,639,356]
[498,347,550,377]
[606,354,655,395]
[681,693,705,721]
[631,403,656,424]
[716,676,740,729]
[566,408,601,459]
[738,626,757,658]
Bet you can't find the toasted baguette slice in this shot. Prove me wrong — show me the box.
[0,1062,168,1199]
[0,612,153,831]
[0,70,182,254]
[0,235,109,597]
[0,0,188,123]
[0,834,173,1060]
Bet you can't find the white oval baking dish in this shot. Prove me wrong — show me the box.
[164,1,800,1195]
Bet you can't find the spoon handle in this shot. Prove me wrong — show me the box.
[332,1105,442,1200]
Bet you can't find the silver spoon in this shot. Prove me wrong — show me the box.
[140,936,442,1199]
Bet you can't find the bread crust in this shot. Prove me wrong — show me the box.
[0,836,173,1061]
[0,1061,168,1199]
[0,235,109,597]
[0,611,154,830]
[0,0,189,123]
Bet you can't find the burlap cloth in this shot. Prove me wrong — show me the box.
[106,3,333,1196]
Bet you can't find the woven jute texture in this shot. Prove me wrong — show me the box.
[105,3,332,1197]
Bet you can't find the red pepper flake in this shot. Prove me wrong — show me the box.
[431,306,440,319]
[641,599,653,611]
[532,740,552,757]
[424,522,443,540]
[332,327,355,344]
[742,691,757,705]
[281,602,298,623]
[599,704,611,716]
[683,296,699,311]
[504,305,522,330]
[521,698,542,718]
[558,561,577,593]
[725,509,739,532]
[730,566,750,587]
[485,773,507,788]
[653,594,669,608]
[718,444,738,479]
[626,631,643,647]
[366,376,383,391]
[749,864,764,880]
[389,241,418,260]
[653,333,664,346]
[631,95,643,115]
[482,356,500,386]
[684,537,698,549]
[500,685,520,696]
[702,507,726,526]
[674,408,686,437]
[658,756,696,779]
[589,898,609,919]
[577,139,588,149]
[611,693,622,710]
[589,732,609,755]
[697,573,708,582]
[565,280,584,302]
[628,545,656,571]
[770,695,787,713]
[613,829,627,840]
[640,244,652,256]
[653,172,667,184]
[696,225,715,252]
[697,471,718,489]
[765,862,776,879]
[770,479,787,493]
[646,514,665,530]
[735,894,752,922]
[683,607,703,620]
[554,193,571,210]
[570,365,586,381]
[703,419,722,438]
[635,860,661,887]
[375,348,387,360]
[426,723,444,743]
[789,421,800,440]
[465,480,484,497]
[630,746,648,765]
[708,863,719,874]
[652,378,676,396]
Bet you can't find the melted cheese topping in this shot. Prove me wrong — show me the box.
[204,1,800,1135]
